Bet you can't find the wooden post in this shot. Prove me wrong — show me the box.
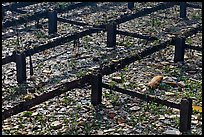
[15,51,27,83]
[48,9,57,35]
[128,2,134,10]
[174,37,185,62]
[179,98,192,133]
[107,22,116,48]
[91,73,102,105]
[180,2,187,18]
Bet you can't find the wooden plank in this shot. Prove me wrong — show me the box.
[24,27,102,57]
[115,2,178,25]
[99,39,172,76]
[3,2,39,11]
[2,74,91,120]
[2,54,15,65]
[186,3,202,9]
[58,17,90,26]
[102,83,180,109]
[117,30,158,41]
[185,44,202,51]
[2,2,95,29]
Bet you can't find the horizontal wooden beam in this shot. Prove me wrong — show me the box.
[2,74,91,120]
[2,2,95,29]
[116,30,158,41]
[2,2,39,11]
[185,44,202,51]
[114,2,178,25]
[186,3,202,9]
[102,83,180,109]
[2,54,15,65]
[24,27,102,57]
[58,17,91,26]
[99,39,172,76]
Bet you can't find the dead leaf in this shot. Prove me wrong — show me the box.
[147,75,163,89]
[23,94,34,101]
[43,69,52,74]
[165,92,175,96]
[164,81,185,88]
[144,72,152,77]
[177,81,185,88]
[112,76,122,83]
[108,111,116,119]
[192,105,202,113]
[112,59,119,63]
[117,118,125,124]
[164,81,178,87]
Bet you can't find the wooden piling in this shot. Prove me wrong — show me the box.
[91,74,102,105]
[128,2,134,10]
[180,2,187,18]
[174,37,185,62]
[48,9,57,35]
[179,98,192,133]
[15,51,27,83]
[107,22,116,48]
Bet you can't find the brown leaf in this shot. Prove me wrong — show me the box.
[147,75,163,89]
[163,81,185,88]
[163,81,178,87]
[108,111,116,119]
[177,81,185,88]
[23,94,34,101]
[117,118,125,124]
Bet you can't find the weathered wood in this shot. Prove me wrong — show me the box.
[91,74,102,105]
[174,37,185,62]
[48,9,57,35]
[100,39,172,76]
[2,2,95,29]
[185,44,202,51]
[15,52,27,83]
[186,3,202,9]
[2,27,102,66]
[12,9,27,14]
[3,2,39,11]
[181,24,202,38]
[24,27,102,57]
[180,2,187,18]
[102,83,180,109]
[179,98,192,132]
[2,74,91,120]
[2,54,15,65]
[115,2,178,25]
[117,30,158,41]
[58,17,90,26]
